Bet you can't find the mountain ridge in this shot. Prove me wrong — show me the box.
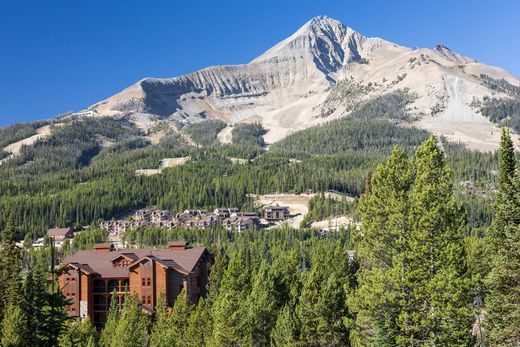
[7,16,520,152]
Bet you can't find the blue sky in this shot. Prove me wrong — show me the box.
[1,0,519,126]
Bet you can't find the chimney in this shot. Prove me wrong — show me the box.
[94,243,114,252]
[168,241,188,251]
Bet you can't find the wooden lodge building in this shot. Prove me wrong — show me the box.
[58,241,213,328]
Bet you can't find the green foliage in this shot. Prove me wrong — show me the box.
[0,303,29,347]
[484,128,520,346]
[111,293,149,347]
[270,119,428,157]
[183,119,227,146]
[302,194,356,227]
[58,318,98,347]
[0,118,142,177]
[100,291,121,347]
[69,227,108,252]
[0,120,49,148]
[231,122,266,147]
[351,138,474,346]
[0,215,23,321]
[480,97,520,132]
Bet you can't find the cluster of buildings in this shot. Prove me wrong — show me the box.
[101,206,290,242]
[51,206,292,328]
[58,241,213,328]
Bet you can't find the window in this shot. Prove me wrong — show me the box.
[147,278,151,286]
[147,296,151,305]
[142,296,146,303]
[141,278,145,286]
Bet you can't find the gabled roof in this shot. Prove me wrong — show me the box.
[47,228,72,237]
[128,255,190,275]
[59,262,97,276]
[110,252,139,263]
[62,247,209,278]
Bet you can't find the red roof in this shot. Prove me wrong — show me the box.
[62,247,208,278]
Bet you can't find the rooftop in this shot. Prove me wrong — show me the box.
[62,246,208,278]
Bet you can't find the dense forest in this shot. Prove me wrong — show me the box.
[0,131,518,346]
[478,74,520,132]
[0,114,497,240]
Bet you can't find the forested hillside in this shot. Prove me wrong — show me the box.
[0,94,499,241]
[0,94,512,346]
[1,131,516,346]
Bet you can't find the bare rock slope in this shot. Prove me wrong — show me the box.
[90,16,520,150]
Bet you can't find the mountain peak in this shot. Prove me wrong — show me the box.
[302,15,345,30]
[433,43,476,64]
[251,16,365,74]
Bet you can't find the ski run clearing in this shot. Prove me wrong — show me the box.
[251,193,354,229]
[135,156,192,176]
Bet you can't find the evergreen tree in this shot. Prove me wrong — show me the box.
[297,270,349,346]
[485,128,520,345]
[21,248,68,347]
[211,251,250,346]
[0,215,22,318]
[246,262,279,346]
[169,289,192,346]
[0,303,29,347]
[270,304,299,347]
[111,293,148,347]
[184,298,211,347]
[352,138,473,346]
[149,293,171,347]
[58,317,98,347]
[349,146,413,345]
[100,291,121,347]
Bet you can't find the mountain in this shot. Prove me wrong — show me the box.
[83,16,520,151]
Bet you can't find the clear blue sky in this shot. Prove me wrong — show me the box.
[1,0,519,126]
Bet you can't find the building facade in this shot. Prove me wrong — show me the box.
[263,206,290,221]
[58,242,213,328]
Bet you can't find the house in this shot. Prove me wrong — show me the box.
[47,227,73,242]
[263,206,290,221]
[46,228,74,248]
[58,242,213,328]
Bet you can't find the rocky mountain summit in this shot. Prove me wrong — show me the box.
[87,16,519,150]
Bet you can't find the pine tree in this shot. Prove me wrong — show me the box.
[58,317,97,347]
[349,146,413,345]
[184,298,211,347]
[485,128,520,346]
[111,293,148,347]
[211,251,250,346]
[149,292,171,347]
[0,303,29,347]
[100,291,121,347]
[352,138,473,345]
[297,270,349,346]
[270,304,299,347]
[0,215,22,319]
[21,248,68,347]
[396,136,473,345]
[169,289,192,346]
[246,262,279,346]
